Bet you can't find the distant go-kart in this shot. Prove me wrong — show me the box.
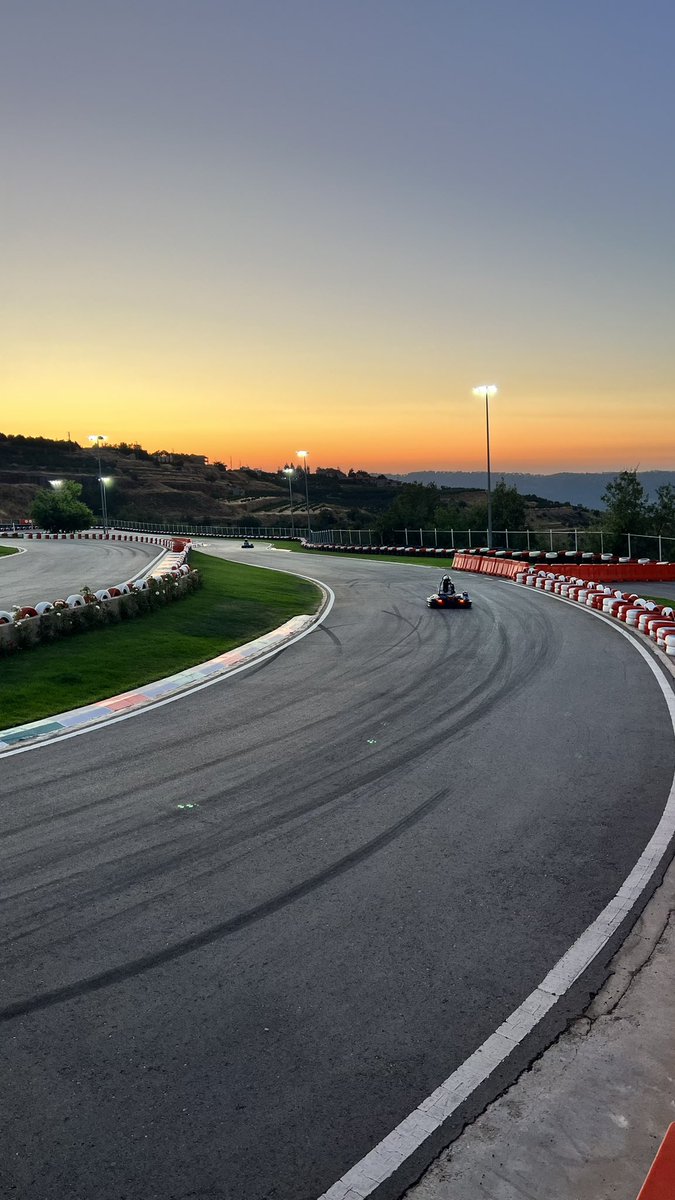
[426,587,472,609]
[241,540,254,549]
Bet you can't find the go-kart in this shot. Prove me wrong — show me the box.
[426,589,472,609]
[241,540,254,549]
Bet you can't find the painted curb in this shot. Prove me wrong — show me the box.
[0,612,318,753]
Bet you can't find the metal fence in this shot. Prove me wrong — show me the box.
[108,520,675,561]
[306,527,675,561]
[110,520,299,539]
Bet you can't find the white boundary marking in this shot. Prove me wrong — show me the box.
[316,595,675,1200]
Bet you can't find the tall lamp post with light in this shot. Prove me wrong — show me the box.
[88,434,109,534]
[472,385,498,549]
[282,467,296,535]
[296,450,311,539]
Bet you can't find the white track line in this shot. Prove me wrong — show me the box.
[317,599,675,1200]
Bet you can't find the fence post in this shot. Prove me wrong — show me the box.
[404,527,409,546]
[527,529,531,550]
[419,527,423,546]
[505,529,509,548]
[659,535,663,560]
[627,532,632,558]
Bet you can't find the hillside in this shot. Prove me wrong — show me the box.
[0,435,403,528]
[0,434,596,531]
[391,470,675,509]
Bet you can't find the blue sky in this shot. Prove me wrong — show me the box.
[2,1,674,471]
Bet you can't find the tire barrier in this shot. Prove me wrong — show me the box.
[305,543,455,558]
[515,568,675,658]
[0,531,192,649]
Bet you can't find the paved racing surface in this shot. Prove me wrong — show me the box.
[0,537,162,611]
[2,546,674,1200]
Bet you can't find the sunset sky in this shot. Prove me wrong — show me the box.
[2,1,674,474]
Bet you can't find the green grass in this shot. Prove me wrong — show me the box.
[0,545,19,557]
[268,541,457,568]
[641,594,675,607]
[0,551,321,728]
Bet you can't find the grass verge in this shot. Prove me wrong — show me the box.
[0,551,321,728]
[0,545,19,557]
[269,541,457,568]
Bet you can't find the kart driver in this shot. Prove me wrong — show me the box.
[440,574,455,595]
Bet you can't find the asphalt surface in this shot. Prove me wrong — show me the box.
[1,546,673,1200]
[0,537,162,611]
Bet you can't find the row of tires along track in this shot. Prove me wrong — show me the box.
[0,534,191,625]
[518,569,675,659]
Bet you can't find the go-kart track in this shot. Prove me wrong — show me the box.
[0,536,163,611]
[2,541,674,1200]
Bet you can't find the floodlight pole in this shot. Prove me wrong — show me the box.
[472,386,498,550]
[297,451,311,539]
[283,468,296,535]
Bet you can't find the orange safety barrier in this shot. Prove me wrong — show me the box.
[456,557,675,583]
[636,1124,675,1199]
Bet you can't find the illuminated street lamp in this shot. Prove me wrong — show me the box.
[472,385,498,549]
[49,479,64,489]
[296,450,311,538]
[282,467,296,535]
[88,434,109,533]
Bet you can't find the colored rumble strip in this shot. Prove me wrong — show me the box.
[0,615,315,751]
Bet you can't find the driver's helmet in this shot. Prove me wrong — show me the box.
[442,575,450,583]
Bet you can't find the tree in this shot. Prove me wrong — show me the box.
[378,483,440,533]
[601,470,649,537]
[30,481,95,533]
[650,484,675,537]
[492,478,527,530]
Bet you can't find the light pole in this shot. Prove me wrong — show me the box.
[282,467,296,535]
[472,385,498,549]
[297,450,311,539]
[88,434,109,533]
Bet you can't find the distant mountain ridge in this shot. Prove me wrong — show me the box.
[389,471,675,509]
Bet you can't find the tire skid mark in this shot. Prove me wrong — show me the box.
[1,610,558,976]
[0,786,452,1022]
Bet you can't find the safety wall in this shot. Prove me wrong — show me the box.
[452,555,528,579]
[452,554,675,584]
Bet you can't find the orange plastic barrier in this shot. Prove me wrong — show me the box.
[452,555,675,583]
[636,1124,675,1199]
